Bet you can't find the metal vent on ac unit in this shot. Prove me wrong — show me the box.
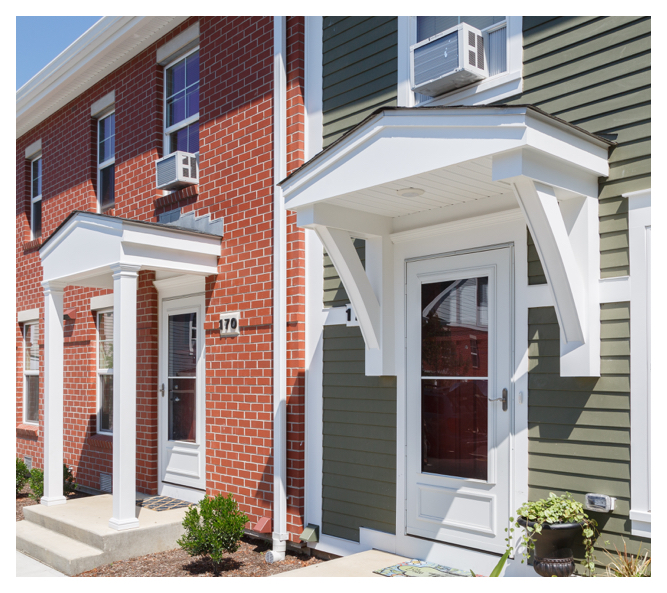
[411,23,488,97]
[100,472,112,493]
[155,151,199,190]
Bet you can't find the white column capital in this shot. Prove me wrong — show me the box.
[41,280,67,295]
[110,263,141,279]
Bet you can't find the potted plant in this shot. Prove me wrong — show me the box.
[514,492,597,577]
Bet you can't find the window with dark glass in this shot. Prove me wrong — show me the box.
[30,157,42,239]
[97,310,113,433]
[97,112,115,212]
[165,49,199,155]
[24,322,39,423]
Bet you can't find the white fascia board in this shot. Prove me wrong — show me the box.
[17,16,188,138]
[296,203,392,238]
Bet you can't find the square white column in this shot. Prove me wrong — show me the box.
[108,264,141,531]
[41,281,67,506]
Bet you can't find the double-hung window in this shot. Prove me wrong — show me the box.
[97,310,114,433]
[23,322,40,424]
[30,157,42,239]
[164,48,199,155]
[97,112,115,212]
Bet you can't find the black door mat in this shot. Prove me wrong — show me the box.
[136,495,192,511]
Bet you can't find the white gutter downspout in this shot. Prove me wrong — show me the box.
[267,15,288,564]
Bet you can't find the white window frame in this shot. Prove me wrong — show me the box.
[397,16,523,108]
[163,46,200,156]
[97,110,115,213]
[23,321,40,425]
[30,155,42,240]
[96,308,114,434]
[627,188,651,538]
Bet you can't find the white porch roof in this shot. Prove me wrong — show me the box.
[281,106,612,378]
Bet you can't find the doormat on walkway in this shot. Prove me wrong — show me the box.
[374,559,472,577]
[136,496,192,511]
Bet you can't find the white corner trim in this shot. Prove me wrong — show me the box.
[24,139,42,160]
[90,91,115,118]
[18,308,40,323]
[156,22,200,65]
[90,294,114,311]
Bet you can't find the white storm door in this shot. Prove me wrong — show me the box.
[159,295,206,491]
[406,247,512,554]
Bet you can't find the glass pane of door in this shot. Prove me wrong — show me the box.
[168,312,197,442]
[421,277,488,480]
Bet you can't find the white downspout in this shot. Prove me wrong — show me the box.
[268,15,288,563]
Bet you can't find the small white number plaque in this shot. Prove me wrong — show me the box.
[345,304,359,327]
[219,311,241,337]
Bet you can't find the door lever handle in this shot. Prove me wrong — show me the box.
[489,388,508,412]
[160,383,165,397]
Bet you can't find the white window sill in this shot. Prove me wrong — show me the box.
[629,510,651,538]
[419,68,523,107]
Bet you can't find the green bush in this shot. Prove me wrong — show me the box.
[16,458,30,494]
[26,463,77,501]
[177,493,249,575]
[28,468,44,501]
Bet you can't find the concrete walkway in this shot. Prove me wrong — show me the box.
[16,551,67,577]
[272,549,411,577]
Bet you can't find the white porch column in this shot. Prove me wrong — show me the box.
[41,281,67,506]
[109,264,140,531]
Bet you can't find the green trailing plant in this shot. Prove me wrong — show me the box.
[515,492,598,575]
[177,493,249,576]
[26,463,77,501]
[603,539,650,577]
[16,458,30,494]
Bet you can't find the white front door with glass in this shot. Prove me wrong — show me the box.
[159,296,206,492]
[406,247,512,554]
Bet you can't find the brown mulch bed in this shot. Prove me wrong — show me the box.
[16,484,90,521]
[74,535,324,577]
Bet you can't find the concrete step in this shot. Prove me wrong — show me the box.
[16,521,105,576]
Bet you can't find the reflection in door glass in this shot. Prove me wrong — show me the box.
[168,313,197,442]
[421,277,489,480]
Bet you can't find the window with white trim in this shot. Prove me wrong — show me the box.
[23,322,40,424]
[398,16,522,108]
[97,310,114,433]
[164,48,199,155]
[97,112,115,212]
[30,156,42,239]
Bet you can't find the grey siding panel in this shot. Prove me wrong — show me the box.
[509,16,651,279]
[527,304,649,570]
[322,16,398,147]
[321,324,396,541]
[323,238,365,308]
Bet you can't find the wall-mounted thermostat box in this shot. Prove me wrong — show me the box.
[219,312,241,337]
[585,493,616,513]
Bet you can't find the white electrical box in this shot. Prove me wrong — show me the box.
[585,493,616,513]
[219,312,241,337]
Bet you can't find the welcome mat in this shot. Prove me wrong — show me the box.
[374,559,472,577]
[136,495,192,511]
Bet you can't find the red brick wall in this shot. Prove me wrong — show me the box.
[16,16,308,540]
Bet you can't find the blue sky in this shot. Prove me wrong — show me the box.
[16,16,102,89]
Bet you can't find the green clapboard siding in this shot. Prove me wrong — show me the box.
[322,16,398,147]
[508,16,651,281]
[321,324,397,541]
[323,238,365,308]
[527,304,649,572]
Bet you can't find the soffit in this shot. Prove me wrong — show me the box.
[17,16,188,139]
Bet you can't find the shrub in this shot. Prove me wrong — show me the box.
[26,463,77,501]
[604,539,651,577]
[28,468,44,501]
[177,493,249,575]
[16,458,30,494]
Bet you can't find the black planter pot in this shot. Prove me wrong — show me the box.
[517,517,584,577]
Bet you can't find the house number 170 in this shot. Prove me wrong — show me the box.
[219,312,241,337]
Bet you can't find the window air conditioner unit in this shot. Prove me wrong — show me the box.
[156,151,198,190]
[411,23,488,97]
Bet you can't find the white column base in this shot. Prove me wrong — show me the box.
[108,517,140,531]
[40,496,67,506]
